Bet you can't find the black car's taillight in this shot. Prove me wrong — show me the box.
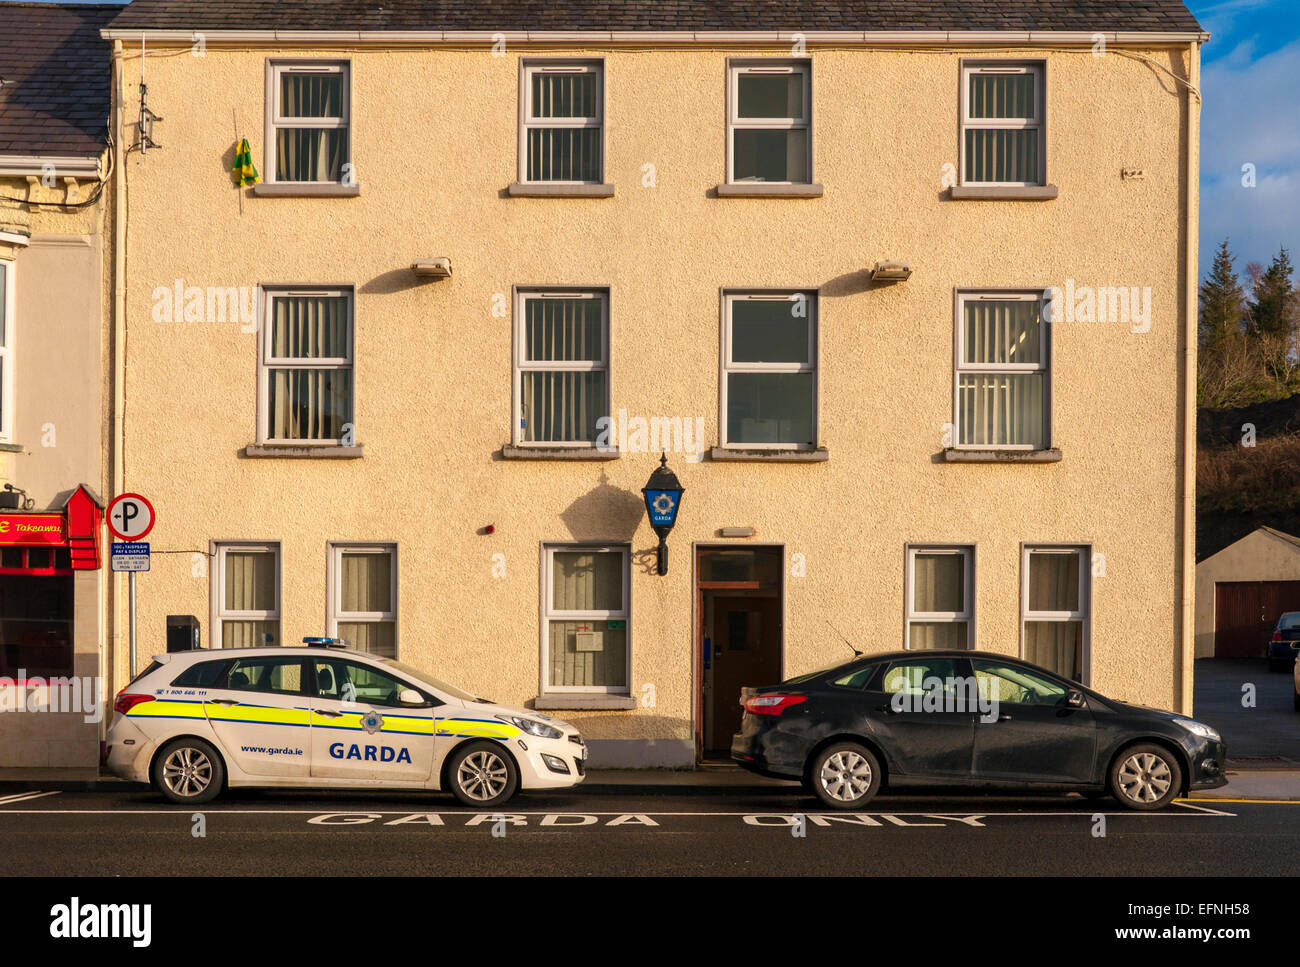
[742,694,808,716]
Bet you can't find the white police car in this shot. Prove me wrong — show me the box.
[105,640,588,806]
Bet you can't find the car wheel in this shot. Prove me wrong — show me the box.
[809,742,881,810]
[152,737,224,805]
[448,741,519,807]
[1109,744,1182,811]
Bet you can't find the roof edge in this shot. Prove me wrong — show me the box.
[100,28,1211,46]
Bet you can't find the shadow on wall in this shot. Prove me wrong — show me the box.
[559,470,645,541]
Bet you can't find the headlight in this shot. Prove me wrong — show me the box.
[497,714,562,740]
[1174,717,1221,742]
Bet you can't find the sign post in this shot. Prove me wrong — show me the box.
[107,494,156,677]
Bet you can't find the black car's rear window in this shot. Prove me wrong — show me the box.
[171,659,236,689]
[830,663,881,689]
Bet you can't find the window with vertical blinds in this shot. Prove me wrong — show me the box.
[544,547,629,691]
[516,292,608,445]
[263,290,353,444]
[956,294,1048,450]
[962,65,1043,185]
[1023,547,1089,682]
[331,546,396,658]
[524,64,602,183]
[217,545,280,648]
[272,63,349,183]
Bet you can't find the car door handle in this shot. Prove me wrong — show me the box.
[312,709,343,718]
[208,699,239,707]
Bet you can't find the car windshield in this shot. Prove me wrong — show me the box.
[378,659,484,703]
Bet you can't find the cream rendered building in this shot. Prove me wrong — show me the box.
[100,0,1205,766]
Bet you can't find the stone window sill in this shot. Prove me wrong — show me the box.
[501,445,620,461]
[534,695,637,711]
[942,448,1062,463]
[0,442,24,453]
[948,185,1058,201]
[716,183,824,198]
[242,444,364,458]
[507,183,615,198]
[252,183,361,198]
[710,446,829,463]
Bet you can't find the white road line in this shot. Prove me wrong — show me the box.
[1172,800,1238,817]
[0,791,60,805]
[0,807,1237,818]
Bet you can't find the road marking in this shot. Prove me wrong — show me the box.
[0,806,1238,818]
[0,791,60,805]
[1172,800,1237,816]
[1184,797,1300,805]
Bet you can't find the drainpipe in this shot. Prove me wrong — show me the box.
[110,39,127,702]
[1180,41,1201,714]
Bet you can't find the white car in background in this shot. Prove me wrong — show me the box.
[105,641,587,806]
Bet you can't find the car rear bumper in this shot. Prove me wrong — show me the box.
[730,730,804,780]
[1267,642,1299,662]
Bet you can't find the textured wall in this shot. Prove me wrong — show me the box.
[113,42,1195,750]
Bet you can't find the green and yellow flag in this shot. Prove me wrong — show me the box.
[232,138,259,186]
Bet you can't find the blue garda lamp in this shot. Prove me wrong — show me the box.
[642,452,684,576]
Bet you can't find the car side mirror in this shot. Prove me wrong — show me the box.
[1065,689,1085,708]
[398,688,425,706]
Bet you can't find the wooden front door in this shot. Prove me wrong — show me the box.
[705,595,782,755]
[1214,581,1300,657]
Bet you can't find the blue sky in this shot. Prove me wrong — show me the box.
[10,0,1300,281]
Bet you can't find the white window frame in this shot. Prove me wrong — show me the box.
[0,259,13,442]
[1021,544,1091,684]
[904,544,975,650]
[720,290,818,450]
[265,59,351,185]
[257,286,355,446]
[519,60,605,185]
[540,543,631,695]
[512,288,610,448]
[211,542,281,648]
[959,61,1045,187]
[727,59,813,185]
[953,289,1052,451]
[327,542,398,657]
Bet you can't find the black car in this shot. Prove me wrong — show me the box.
[731,650,1227,810]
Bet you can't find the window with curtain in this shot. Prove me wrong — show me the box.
[262,289,353,444]
[544,546,629,692]
[729,62,811,183]
[523,63,603,183]
[272,62,349,183]
[723,292,816,447]
[1023,546,1089,682]
[955,293,1048,450]
[906,546,973,650]
[962,64,1043,185]
[216,544,280,648]
[330,545,397,658]
[516,291,608,446]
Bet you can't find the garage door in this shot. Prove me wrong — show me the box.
[1214,581,1300,657]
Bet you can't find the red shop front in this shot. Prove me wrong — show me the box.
[0,484,102,679]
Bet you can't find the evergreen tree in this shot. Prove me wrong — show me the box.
[1199,237,1246,349]
[1248,247,1297,340]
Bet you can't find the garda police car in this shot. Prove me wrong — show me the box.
[105,639,588,806]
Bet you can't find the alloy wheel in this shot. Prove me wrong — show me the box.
[161,746,214,799]
[457,750,509,801]
[818,749,874,803]
[1116,751,1172,804]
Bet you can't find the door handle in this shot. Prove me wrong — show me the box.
[209,699,239,707]
[312,709,343,718]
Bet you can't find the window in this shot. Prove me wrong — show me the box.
[214,543,280,647]
[905,546,974,650]
[961,63,1044,186]
[543,545,629,693]
[972,659,1070,707]
[954,292,1050,450]
[514,290,609,446]
[879,658,964,696]
[171,659,235,689]
[1022,546,1090,682]
[269,61,350,183]
[0,574,73,677]
[722,291,817,448]
[224,655,306,696]
[728,61,811,183]
[0,260,11,441]
[259,288,353,445]
[521,61,603,184]
[831,663,880,689]
[313,657,422,707]
[328,544,397,657]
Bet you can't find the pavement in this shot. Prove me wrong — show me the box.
[1193,657,1300,765]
